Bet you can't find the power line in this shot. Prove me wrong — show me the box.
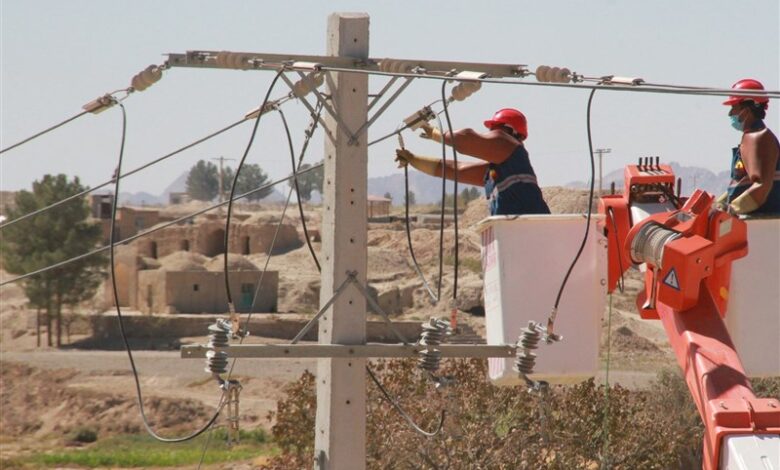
[0,118,247,230]
[0,163,323,287]
[0,111,89,156]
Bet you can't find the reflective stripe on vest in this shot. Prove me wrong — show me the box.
[490,173,539,198]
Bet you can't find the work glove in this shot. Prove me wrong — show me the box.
[713,191,729,212]
[395,149,440,176]
[419,123,443,143]
[728,192,759,215]
[395,148,413,168]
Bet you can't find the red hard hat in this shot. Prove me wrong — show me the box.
[484,108,528,140]
[723,78,769,107]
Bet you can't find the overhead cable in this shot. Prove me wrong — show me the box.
[223,69,285,310]
[0,163,323,287]
[0,118,247,230]
[0,111,90,156]
[105,102,225,443]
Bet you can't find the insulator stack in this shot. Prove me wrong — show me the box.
[131,65,163,92]
[417,318,450,374]
[292,72,324,98]
[514,321,542,375]
[379,58,414,74]
[215,51,253,70]
[205,319,231,375]
[449,81,481,101]
[630,222,681,267]
[535,65,573,84]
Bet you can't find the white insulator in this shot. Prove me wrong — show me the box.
[549,67,561,83]
[535,65,551,82]
[215,51,231,67]
[391,60,411,74]
[556,67,572,83]
[292,72,324,98]
[514,321,542,376]
[131,65,162,92]
[450,84,467,101]
[379,58,395,73]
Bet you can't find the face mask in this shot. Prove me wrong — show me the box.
[730,114,744,131]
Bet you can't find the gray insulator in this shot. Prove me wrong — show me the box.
[205,319,232,375]
[514,321,542,376]
[417,318,450,374]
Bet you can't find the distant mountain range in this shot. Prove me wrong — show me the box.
[565,161,730,197]
[116,162,732,207]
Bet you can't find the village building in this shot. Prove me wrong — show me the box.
[367,194,391,220]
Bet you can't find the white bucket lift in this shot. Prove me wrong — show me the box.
[725,217,780,377]
[477,214,607,385]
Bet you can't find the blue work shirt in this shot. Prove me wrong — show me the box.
[483,145,550,216]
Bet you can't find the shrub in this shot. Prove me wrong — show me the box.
[71,427,98,443]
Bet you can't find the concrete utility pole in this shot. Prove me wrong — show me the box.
[595,148,612,194]
[316,13,369,470]
[211,156,235,204]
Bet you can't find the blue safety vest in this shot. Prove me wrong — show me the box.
[727,123,780,215]
[483,145,550,216]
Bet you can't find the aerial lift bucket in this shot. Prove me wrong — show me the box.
[477,214,607,385]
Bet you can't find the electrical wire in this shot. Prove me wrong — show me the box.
[105,102,225,442]
[366,365,445,437]
[545,88,597,337]
[223,69,285,308]
[278,105,322,272]
[0,118,247,230]
[197,95,324,467]
[317,65,780,100]
[403,163,438,303]
[435,112,447,300]
[0,110,89,156]
[439,80,459,304]
[0,164,323,287]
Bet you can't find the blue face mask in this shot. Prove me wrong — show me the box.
[730,114,744,131]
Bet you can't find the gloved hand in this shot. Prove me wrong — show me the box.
[419,123,443,143]
[713,191,729,212]
[395,148,414,168]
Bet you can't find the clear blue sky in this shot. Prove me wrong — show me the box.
[2,1,778,196]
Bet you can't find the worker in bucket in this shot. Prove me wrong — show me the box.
[715,79,780,215]
[395,108,550,216]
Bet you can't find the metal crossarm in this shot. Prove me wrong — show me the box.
[181,344,517,359]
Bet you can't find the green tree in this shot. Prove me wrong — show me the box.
[405,190,416,206]
[186,160,219,201]
[0,175,105,347]
[383,192,393,201]
[289,161,323,202]
[223,164,273,201]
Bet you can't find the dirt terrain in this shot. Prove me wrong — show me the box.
[0,188,677,464]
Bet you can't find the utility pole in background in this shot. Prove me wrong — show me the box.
[595,148,612,194]
[211,156,235,205]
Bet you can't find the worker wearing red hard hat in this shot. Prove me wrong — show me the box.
[395,108,550,215]
[716,78,780,215]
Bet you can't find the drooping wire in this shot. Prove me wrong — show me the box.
[198,102,323,466]
[106,101,225,442]
[403,162,438,303]
[0,118,247,230]
[0,164,323,287]
[279,104,322,272]
[600,292,615,470]
[0,110,89,156]
[439,80,459,303]
[435,112,447,300]
[366,365,445,437]
[545,88,597,336]
[223,69,285,308]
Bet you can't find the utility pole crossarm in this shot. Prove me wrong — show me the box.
[165,50,527,78]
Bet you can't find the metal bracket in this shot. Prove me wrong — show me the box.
[350,77,415,145]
